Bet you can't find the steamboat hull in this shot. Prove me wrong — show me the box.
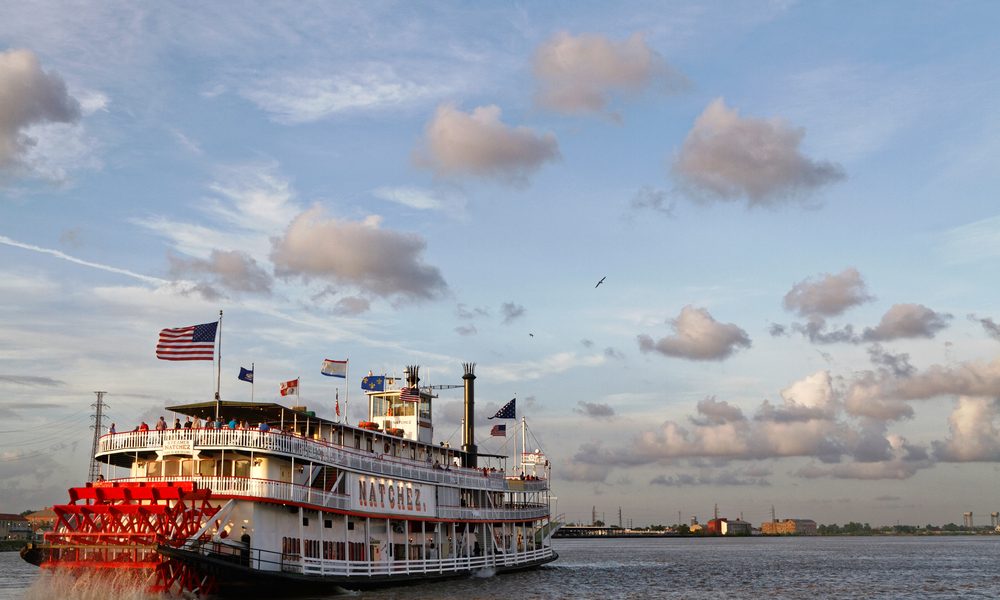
[159,543,558,594]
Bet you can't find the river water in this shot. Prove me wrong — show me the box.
[4,536,1000,599]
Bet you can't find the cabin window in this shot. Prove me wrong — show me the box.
[163,460,180,477]
[198,459,215,477]
[366,437,373,453]
[410,446,416,459]
[324,520,332,529]
[180,460,194,477]
[303,517,310,526]
[354,435,361,450]
[146,461,162,477]
[233,460,250,477]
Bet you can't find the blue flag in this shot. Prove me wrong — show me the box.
[238,367,254,383]
[489,398,516,419]
[361,375,385,391]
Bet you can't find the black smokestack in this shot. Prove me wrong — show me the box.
[462,362,477,468]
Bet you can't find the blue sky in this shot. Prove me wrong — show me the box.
[2,1,1000,527]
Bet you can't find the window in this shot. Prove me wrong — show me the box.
[233,460,250,477]
[198,459,215,477]
[180,460,194,477]
[163,460,179,477]
[303,517,310,526]
[324,520,332,529]
[146,461,162,477]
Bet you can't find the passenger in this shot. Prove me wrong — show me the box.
[433,460,441,470]
[258,422,270,432]
[215,418,224,430]
[183,417,192,429]
[108,423,116,435]
[173,417,181,430]
[228,418,237,429]
[193,416,202,429]
[155,417,167,431]
[139,421,149,432]
[205,418,215,429]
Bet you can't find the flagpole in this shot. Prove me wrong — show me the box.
[251,362,255,404]
[345,360,350,425]
[215,309,223,421]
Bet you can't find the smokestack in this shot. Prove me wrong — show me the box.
[462,362,477,468]
[405,365,420,388]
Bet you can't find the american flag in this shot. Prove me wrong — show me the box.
[400,387,421,403]
[490,424,506,436]
[156,322,217,361]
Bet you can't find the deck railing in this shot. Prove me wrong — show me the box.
[190,538,555,577]
[112,476,550,521]
[98,429,530,492]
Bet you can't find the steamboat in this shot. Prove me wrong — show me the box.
[22,363,560,595]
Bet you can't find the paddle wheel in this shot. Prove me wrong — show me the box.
[40,481,222,596]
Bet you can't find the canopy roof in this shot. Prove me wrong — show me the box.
[164,400,334,428]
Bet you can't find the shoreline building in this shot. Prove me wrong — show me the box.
[761,518,817,536]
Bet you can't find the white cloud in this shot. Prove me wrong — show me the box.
[0,48,81,172]
[372,185,463,212]
[270,205,447,302]
[783,267,872,318]
[168,249,273,296]
[637,305,751,361]
[861,303,951,341]
[672,98,845,206]
[933,397,1000,462]
[533,31,686,118]
[240,64,449,124]
[413,104,559,184]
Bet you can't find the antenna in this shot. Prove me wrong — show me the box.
[88,391,108,481]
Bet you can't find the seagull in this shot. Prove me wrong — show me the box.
[595,276,606,288]
[529,333,534,337]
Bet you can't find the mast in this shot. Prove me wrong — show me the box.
[215,309,223,420]
[521,415,526,475]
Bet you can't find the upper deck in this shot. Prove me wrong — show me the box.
[97,426,548,493]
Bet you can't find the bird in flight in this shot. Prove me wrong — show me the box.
[595,276,606,288]
[529,333,534,337]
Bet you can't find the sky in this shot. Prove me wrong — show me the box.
[2,1,1000,528]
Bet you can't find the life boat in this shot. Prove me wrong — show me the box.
[358,421,380,431]
[386,428,404,437]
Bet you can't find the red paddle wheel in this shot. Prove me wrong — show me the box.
[42,481,222,596]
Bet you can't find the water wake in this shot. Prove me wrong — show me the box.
[24,568,158,600]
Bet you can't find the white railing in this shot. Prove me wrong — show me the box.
[437,504,550,521]
[295,546,555,577]
[118,476,351,510]
[98,429,526,492]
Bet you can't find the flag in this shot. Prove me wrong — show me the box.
[361,375,386,391]
[335,391,340,417]
[400,387,421,403]
[491,424,506,436]
[280,378,299,396]
[156,322,217,361]
[488,398,516,419]
[238,367,254,383]
[321,358,348,378]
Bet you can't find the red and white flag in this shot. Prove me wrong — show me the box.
[280,378,299,396]
[400,387,420,403]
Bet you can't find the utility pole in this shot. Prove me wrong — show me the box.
[88,391,108,481]
[619,506,623,529]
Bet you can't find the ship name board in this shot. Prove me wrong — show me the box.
[162,439,194,454]
[351,474,434,516]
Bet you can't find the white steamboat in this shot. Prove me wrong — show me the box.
[34,363,559,595]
